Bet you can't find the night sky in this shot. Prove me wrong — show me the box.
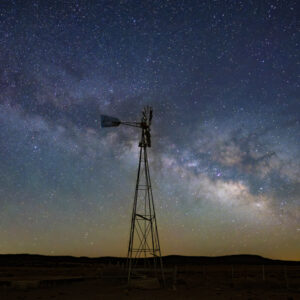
[0,1,299,260]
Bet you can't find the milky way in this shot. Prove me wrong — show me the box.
[0,1,299,260]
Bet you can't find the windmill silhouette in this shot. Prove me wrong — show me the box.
[101,106,165,286]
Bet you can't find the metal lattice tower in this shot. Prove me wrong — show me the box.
[100,106,165,286]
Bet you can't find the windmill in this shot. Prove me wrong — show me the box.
[101,106,165,286]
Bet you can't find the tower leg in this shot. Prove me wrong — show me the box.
[127,146,143,284]
[127,144,165,286]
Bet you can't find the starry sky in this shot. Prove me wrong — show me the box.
[0,1,299,260]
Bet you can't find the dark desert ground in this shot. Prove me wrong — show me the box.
[0,254,299,300]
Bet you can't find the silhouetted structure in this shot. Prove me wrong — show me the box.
[101,107,165,286]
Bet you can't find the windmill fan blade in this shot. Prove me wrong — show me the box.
[100,115,121,127]
[149,108,153,125]
[142,110,147,122]
[146,129,151,147]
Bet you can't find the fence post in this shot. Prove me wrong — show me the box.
[262,265,265,281]
[284,265,289,290]
[172,265,177,291]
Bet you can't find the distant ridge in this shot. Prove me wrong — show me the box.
[162,254,300,265]
[0,254,299,267]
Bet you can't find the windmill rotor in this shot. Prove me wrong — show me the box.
[139,106,152,147]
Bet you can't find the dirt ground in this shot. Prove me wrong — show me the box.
[0,264,299,299]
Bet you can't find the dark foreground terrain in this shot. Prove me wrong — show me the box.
[0,254,299,299]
